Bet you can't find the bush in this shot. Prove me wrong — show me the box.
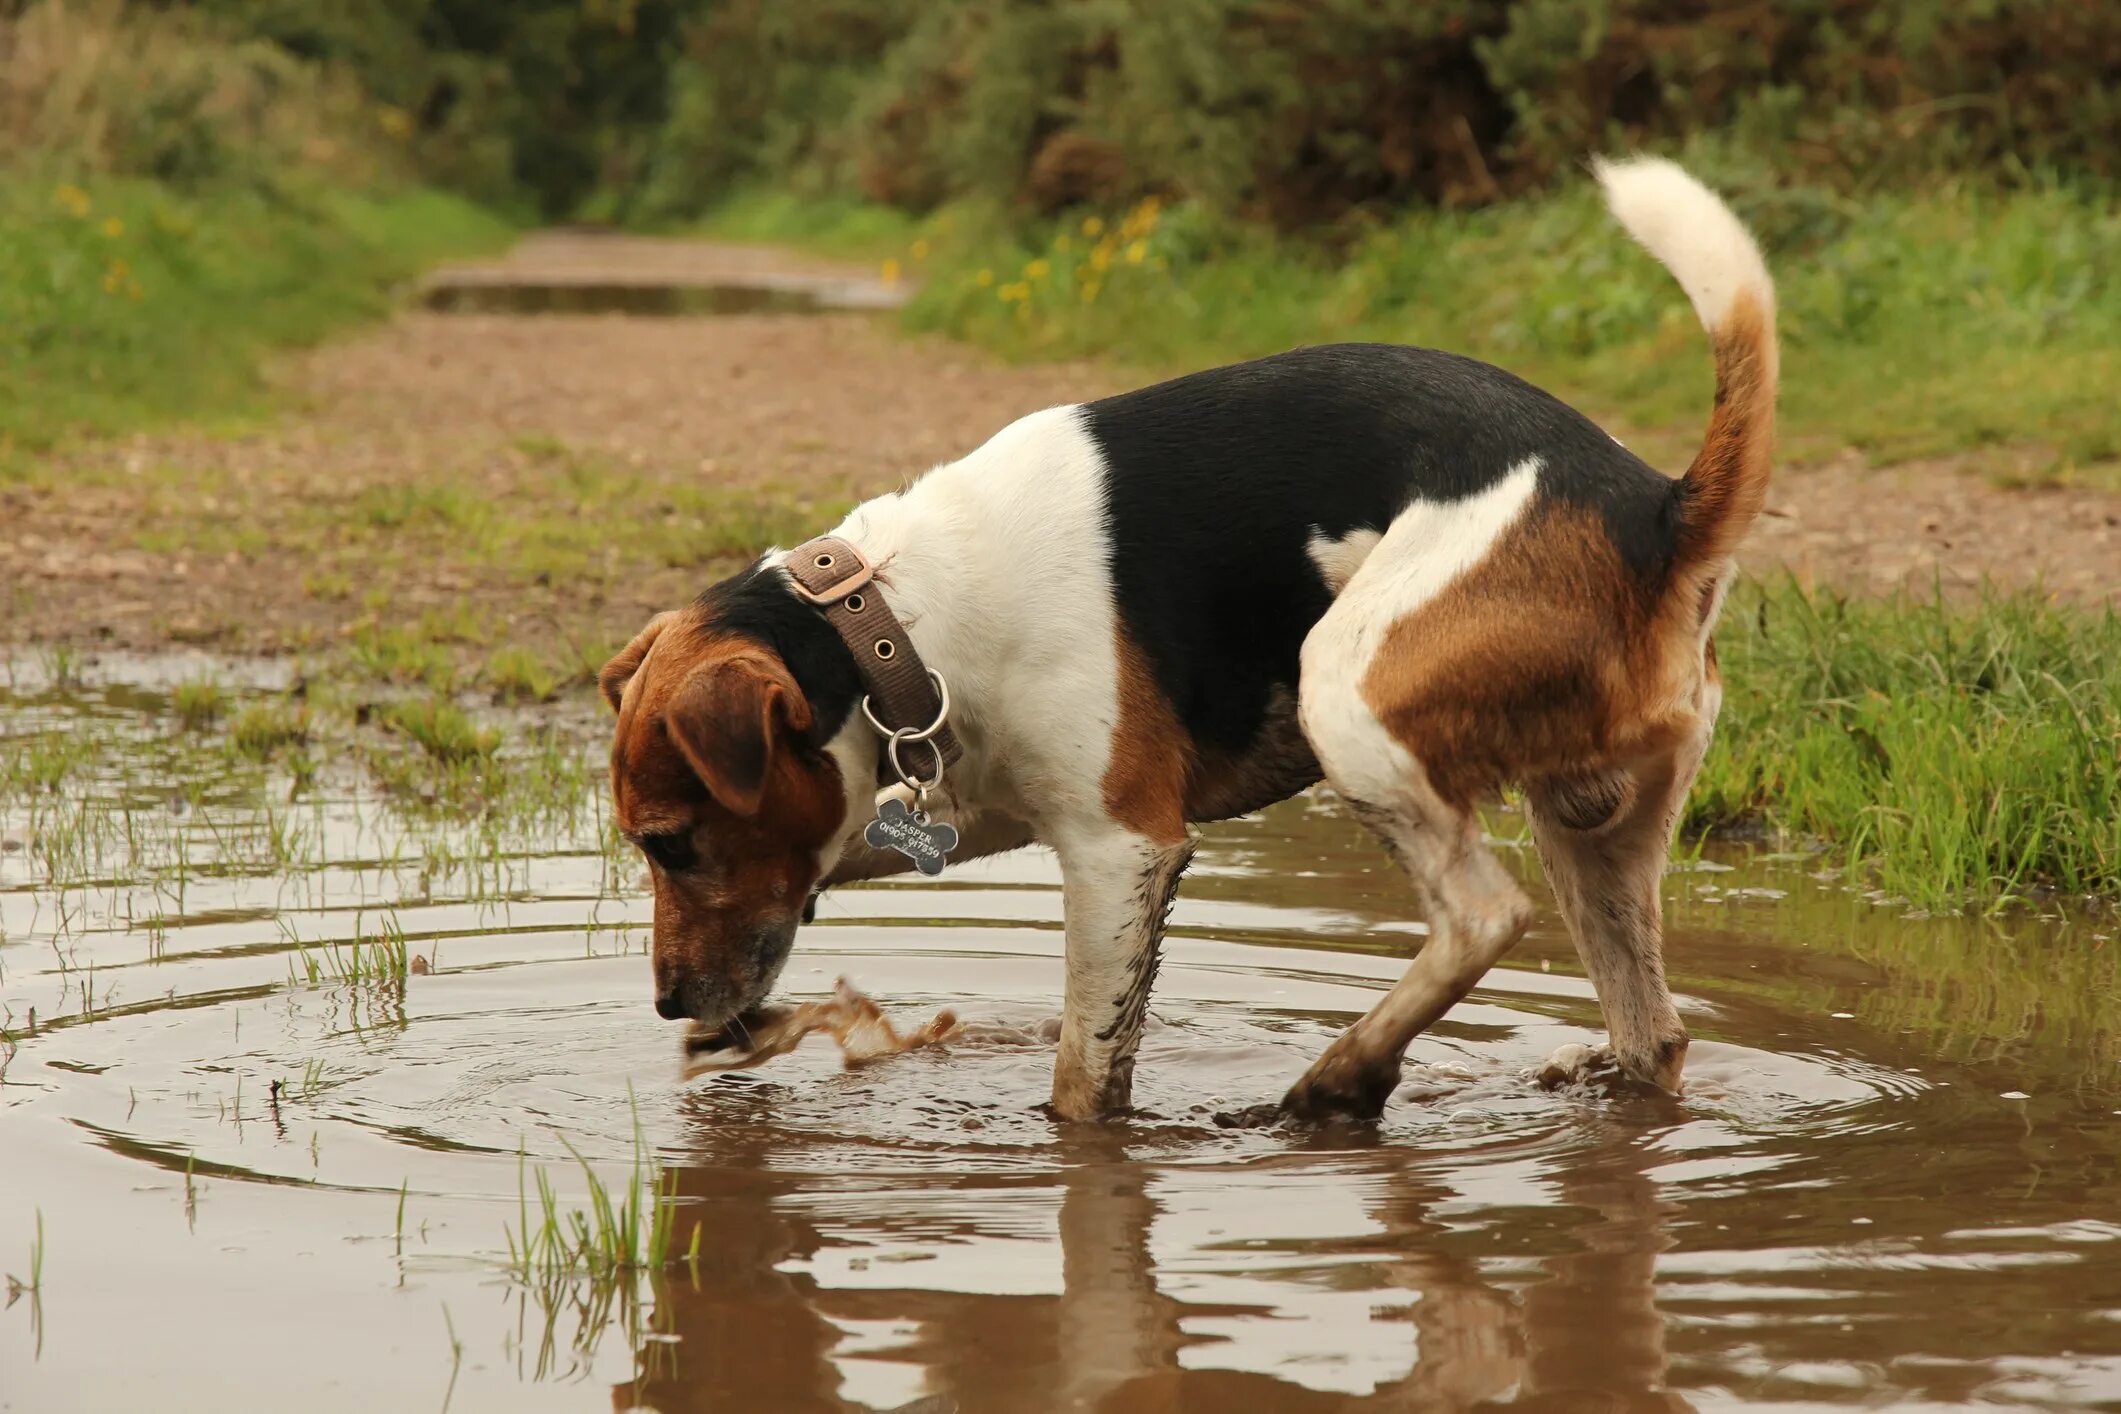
[0,1,394,193]
[652,0,2121,227]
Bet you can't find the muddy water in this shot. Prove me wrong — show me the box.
[3,660,2119,1412]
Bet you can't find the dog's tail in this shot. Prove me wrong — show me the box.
[1594,156,1778,581]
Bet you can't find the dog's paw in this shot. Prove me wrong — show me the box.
[1212,1101,1287,1130]
[1278,1051,1398,1124]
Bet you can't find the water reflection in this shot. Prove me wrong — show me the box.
[617,1109,1703,1412]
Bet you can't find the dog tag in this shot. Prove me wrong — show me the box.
[865,795,957,876]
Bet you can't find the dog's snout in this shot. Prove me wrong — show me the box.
[654,987,690,1021]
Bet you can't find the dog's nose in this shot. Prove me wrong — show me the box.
[654,987,689,1021]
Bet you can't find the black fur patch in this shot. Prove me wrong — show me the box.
[694,560,863,752]
[1083,344,1679,764]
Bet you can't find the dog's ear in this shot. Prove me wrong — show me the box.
[666,654,815,817]
[599,612,681,713]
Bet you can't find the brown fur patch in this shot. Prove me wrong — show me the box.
[1101,629,1191,845]
[1360,499,1700,809]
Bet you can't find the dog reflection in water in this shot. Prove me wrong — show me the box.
[611,1111,1690,1414]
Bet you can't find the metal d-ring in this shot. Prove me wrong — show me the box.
[861,669,950,797]
[860,669,950,744]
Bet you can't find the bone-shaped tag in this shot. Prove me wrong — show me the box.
[864,795,957,876]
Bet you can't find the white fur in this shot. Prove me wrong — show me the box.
[792,404,1126,847]
[1594,156,1774,333]
[1305,527,1383,594]
[1296,459,1542,808]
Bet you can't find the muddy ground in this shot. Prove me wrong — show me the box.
[4,235,2116,664]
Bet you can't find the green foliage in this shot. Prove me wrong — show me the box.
[0,1,396,193]
[15,1,2114,226]
[651,0,2121,226]
[871,174,2120,466]
[1695,581,2121,908]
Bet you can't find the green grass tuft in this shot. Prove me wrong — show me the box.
[376,698,500,763]
[171,677,227,730]
[1696,580,2121,907]
[228,702,310,760]
[482,647,561,704]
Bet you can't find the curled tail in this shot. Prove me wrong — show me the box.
[1594,157,1778,579]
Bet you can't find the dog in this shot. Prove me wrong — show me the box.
[599,157,1776,1121]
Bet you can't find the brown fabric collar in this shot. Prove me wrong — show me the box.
[784,536,963,784]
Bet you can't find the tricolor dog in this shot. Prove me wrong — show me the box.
[600,157,1777,1121]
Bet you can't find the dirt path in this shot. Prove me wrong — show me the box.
[4,234,2115,663]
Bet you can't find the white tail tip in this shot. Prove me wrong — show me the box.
[1593,156,1773,332]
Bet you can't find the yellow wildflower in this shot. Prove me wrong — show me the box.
[910,238,931,260]
[974,268,995,287]
[1081,281,1101,303]
[881,258,902,285]
[1024,258,1050,281]
[1090,244,1112,273]
[102,257,130,295]
[102,216,125,239]
[55,184,91,217]
[1126,240,1147,265]
[1081,216,1104,237]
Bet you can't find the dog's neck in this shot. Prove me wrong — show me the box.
[788,404,1108,831]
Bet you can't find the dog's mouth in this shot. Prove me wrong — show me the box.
[683,1003,793,1056]
[674,896,818,1054]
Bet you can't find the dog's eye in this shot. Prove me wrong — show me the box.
[638,832,697,873]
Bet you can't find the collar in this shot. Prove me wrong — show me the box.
[784,536,963,788]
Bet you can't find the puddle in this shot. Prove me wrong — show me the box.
[4,658,2120,1410]
[419,274,906,317]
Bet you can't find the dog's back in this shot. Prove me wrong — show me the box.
[1082,342,1683,791]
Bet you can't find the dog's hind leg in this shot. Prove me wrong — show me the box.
[1525,730,1707,1095]
[1048,827,1195,1121]
[1281,759,1533,1121]
[1279,470,1548,1121]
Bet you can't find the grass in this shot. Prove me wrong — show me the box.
[171,677,227,730]
[0,172,509,456]
[1694,579,2121,907]
[482,647,561,704]
[711,175,2121,476]
[4,1209,41,1301]
[5,1209,44,1356]
[228,702,309,759]
[502,1106,701,1375]
[376,698,500,763]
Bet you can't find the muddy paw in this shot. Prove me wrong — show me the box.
[1533,1041,1622,1092]
[1279,1056,1399,1123]
[1212,1101,1287,1130]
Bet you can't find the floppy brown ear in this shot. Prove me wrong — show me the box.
[599,611,680,713]
[665,654,815,817]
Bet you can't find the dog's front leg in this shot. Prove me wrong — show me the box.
[1049,828,1194,1121]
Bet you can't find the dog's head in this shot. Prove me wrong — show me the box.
[599,601,853,1032]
